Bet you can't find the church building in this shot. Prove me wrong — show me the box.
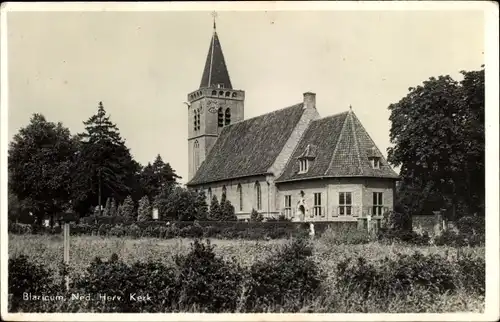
[185,21,399,222]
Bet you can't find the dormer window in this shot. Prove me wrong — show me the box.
[299,159,309,173]
[370,157,381,169]
[297,144,316,174]
[217,83,225,89]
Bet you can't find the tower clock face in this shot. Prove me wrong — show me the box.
[207,100,220,113]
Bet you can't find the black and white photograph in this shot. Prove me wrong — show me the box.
[1,1,498,321]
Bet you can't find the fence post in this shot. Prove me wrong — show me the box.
[63,222,70,290]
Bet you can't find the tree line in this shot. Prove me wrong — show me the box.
[7,102,237,226]
[387,66,485,220]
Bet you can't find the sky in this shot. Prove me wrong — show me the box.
[6,9,484,184]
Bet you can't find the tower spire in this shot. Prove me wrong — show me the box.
[199,12,233,89]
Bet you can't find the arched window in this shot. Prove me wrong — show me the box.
[193,110,200,131]
[232,92,237,98]
[225,108,231,125]
[208,188,212,201]
[218,108,224,127]
[193,140,200,171]
[255,182,262,210]
[237,184,243,211]
[211,90,217,96]
[225,92,230,97]
[222,185,227,198]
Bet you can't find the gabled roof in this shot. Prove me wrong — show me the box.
[276,110,399,182]
[188,103,307,186]
[199,29,232,89]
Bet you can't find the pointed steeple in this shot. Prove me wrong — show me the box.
[199,13,233,89]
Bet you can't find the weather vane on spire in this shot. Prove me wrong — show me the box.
[212,11,218,31]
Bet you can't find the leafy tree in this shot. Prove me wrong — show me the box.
[220,193,237,221]
[250,208,263,222]
[71,102,141,217]
[208,195,222,221]
[387,66,484,219]
[119,195,136,220]
[137,196,152,222]
[8,114,77,227]
[154,186,207,221]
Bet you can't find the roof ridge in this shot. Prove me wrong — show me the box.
[313,110,349,123]
[275,112,314,180]
[225,102,304,128]
[349,111,399,176]
[349,111,364,175]
[324,112,350,175]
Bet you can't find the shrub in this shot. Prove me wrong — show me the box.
[378,227,430,246]
[8,222,32,234]
[120,195,136,220]
[336,252,458,301]
[246,236,323,312]
[174,239,244,312]
[137,196,152,222]
[320,225,371,245]
[8,255,58,312]
[457,253,485,295]
[250,208,263,222]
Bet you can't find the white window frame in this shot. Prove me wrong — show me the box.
[284,195,292,218]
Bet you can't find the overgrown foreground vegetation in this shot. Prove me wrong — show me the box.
[9,233,485,313]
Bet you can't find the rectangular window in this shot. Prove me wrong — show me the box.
[372,192,383,215]
[339,192,352,216]
[370,158,380,169]
[313,193,322,217]
[284,195,292,218]
[298,159,308,173]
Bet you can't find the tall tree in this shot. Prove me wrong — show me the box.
[140,155,182,200]
[387,66,485,219]
[72,102,140,216]
[8,114,77,226]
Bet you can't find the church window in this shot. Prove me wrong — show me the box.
[298,159,309,173]
[225,108,231,125]
[212,90,217,96]
[284,195,292,218]
[338,192,352,216]
[255,182,262,210]
[225,92,230,97]
[237,184,243,211]
[217,83,225,89]
[218,108,224,127]
[193,140,200,171]
[219,91,224,96]
[232,92,237,98]
[313,193,323,217]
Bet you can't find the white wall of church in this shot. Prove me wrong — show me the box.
[275,178,395,221]
[201,175,276,218]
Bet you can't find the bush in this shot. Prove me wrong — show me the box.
[8,255,58,312]
[246,236,323,312]
[378,227,430,246]
[8,222,32,234]
[174,239,244,312]
[250,209,263,222]
[320,225,372,245]
[336,252,458,301]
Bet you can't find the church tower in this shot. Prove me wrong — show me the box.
[187,15,245,181]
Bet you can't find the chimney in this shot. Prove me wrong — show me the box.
[303,92,316,109]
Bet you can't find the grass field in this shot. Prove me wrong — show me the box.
[8,234,485,313]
